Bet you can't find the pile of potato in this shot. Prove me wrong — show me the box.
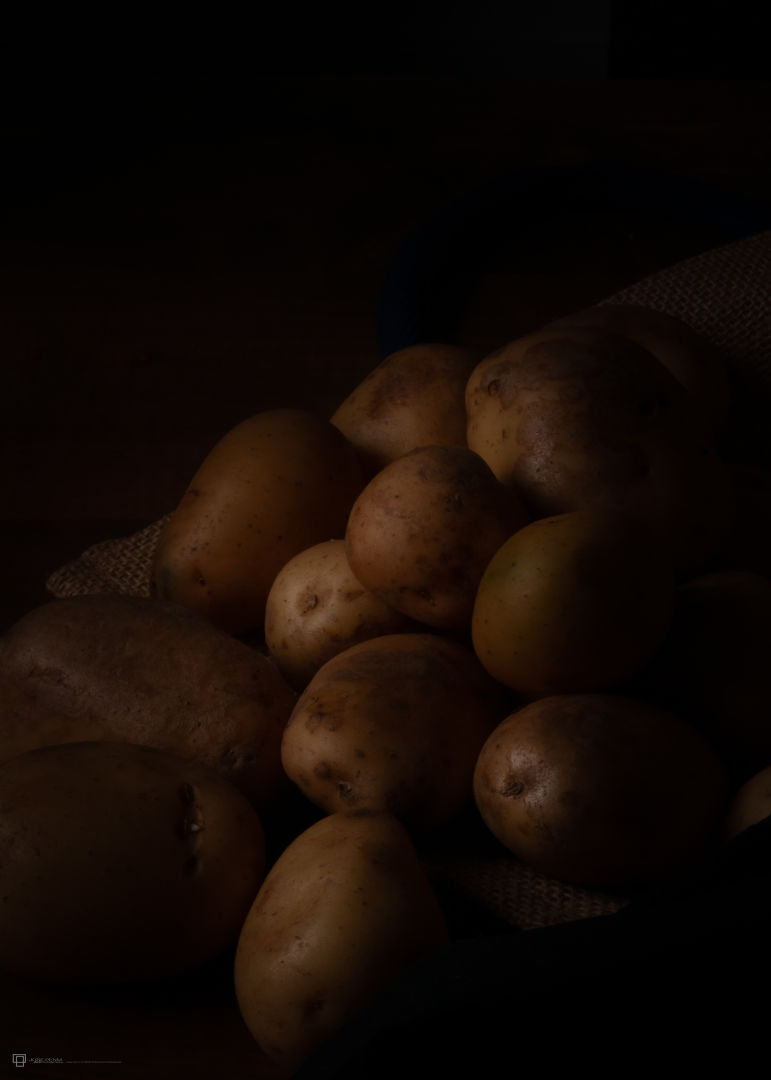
[2,305,771,1075]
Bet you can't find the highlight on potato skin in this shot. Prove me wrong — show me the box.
[473,694,731,889]
[233,810,448,1075]
[345,444,530,631]
[152,408,366,635]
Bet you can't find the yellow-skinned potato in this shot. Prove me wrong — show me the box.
[345,445,530,630]
[234,810,447,1074]
[153,408,366,634]
[471,511,674,698]
[281,633,507,832]
[0,594,297,808]
[465,326,735,572]
[473,695,730,888]
[0,741,265,983]
[331,343,477,477]
[264,539,419,690]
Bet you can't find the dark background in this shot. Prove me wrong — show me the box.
[1,8,770,1075]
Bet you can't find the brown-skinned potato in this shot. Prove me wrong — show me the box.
[331,343,477,478]
[465,326,735,572]
[153,408,366,634]
[0,594,297,808]
[281,632,508,833]
[0,741,265,983]
[264,538,419,690]
[345,444,530,631]
[234,811,447,1075]
[473,694,730,888]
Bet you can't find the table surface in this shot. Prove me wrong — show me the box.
[2,78,770,1077]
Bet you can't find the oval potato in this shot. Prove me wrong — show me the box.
[264,539,418,690]
[0,594,297,808]
[331,343,477,477]
[346,445,529,630]
[234,810,447,1073]
[473,694,730,888]
[465,326,735,572]
[0,741,265,983]
[153,408,365,634]
[281,633,507,832]
[471,510,674,698]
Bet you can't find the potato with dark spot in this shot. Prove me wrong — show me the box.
[281,633,507,832]
[345,445,529,631]
[331,343,477,478]
[0,594,297,808]
[471,510,674,698]
[234,810,447,1075]
[264,539,419,690]
[465,326,735,572]
[0,741,265,983]
[473,694,730,888]
[153,408,366,634]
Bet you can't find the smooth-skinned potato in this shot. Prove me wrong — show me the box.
[0,594,297,808]
[153,408,365,634]
[264,539,418,690]
[471,510,675,699]
[234,810,447,1075]
[473,694,730,888]
[281,632,507,832]
[331,343,477,478]
[345,444,530,630]
[465,326,735,572]
[0,741,265,983]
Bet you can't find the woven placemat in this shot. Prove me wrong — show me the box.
[43,229,771,931]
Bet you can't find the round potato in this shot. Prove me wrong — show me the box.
[281,633,507,832]
[471,510,674,698]
[265,539,418,690]
[0,594,297,808]
[153,408,366,634]
[545,302,732,434]
[473,694,730,888]
[234,811,447,1073]
[345,445,529,630]
[331,343,477,477]
[0,741,265,983]
[465,326,735,572]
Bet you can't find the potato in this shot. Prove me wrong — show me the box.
[153,408,366,634]
[544,303,732,434]
[473,694,730,888]
[331,343,477,478]
[722,765,771,840]
[264,539,418,689]
[234,810,447,1074]
[0,741,265,983]
[465,326,735,572]
[345,445,529,630]
[0,594,296,808]
[471,510,674,698]
[281,632,507,832]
